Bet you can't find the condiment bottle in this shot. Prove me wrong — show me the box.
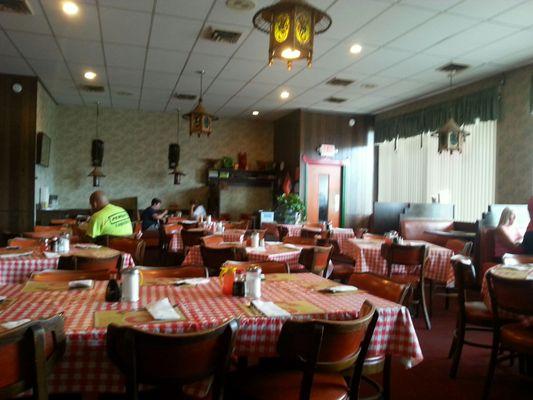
[245,266,262,299]
[232,270,245,297]
[105,273,121,302]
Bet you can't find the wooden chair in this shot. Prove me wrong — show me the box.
[449,258,494,378]
[483,272,533,399]
[200,245,245,276]
[300,227,321,239]
[34,226,65,233]
[225,220,249,230]
[30,269,110,282]
[180,221,199,230]
[0,314,66,400]
[201,235,224,247]
[298,245,333,277]
[445,239,473,256]
[107,319,238,400]
[277,226,289,241]
[221,261,289,274]
[108,237,146,265]
[229,301,378,400]
[62,254,122,274]
[7,237,42,248]
[181,229,206,251]
[362,233,385,241]
[348,273,409,400]
[138,266,208,279]
[283,236,317,246]
[381,243,431,329]
[329,238,356,283]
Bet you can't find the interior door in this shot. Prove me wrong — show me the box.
[306,163,342,227]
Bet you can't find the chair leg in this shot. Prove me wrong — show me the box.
[428,280,433,318]
[420,283,431,330]
[383,355,391,400]
[482,338,500,400]
[448,330,457,359]
[445,288,450,310]
[449,323,465,378]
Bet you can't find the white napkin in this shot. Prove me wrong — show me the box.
[501,264,533,271]
[283,243,301,250]
[251,300,291,317]
[1,319,31,330]
[175,278,210,286]
[247,246,266,252]
[0,251,33,258]
[265,241,281,245]
[74,244,101,249]
[146,298,181,320]
[68,279,94,289]
[0,295,6,303]
[320,285,358,293]
[44,252,61,259]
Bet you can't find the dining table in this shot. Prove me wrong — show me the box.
[340,238,455,286]
[0,272,423,396]
[0,245,135,285]
[182,242,306,271]
[168,228,246,253]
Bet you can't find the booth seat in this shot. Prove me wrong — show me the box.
[400,219,454,247]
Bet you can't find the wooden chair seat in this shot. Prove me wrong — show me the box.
[500,324,533,355]
[329,263,355,281]
[464,301,493,327]
[235,369,349,400]
[389,274,420,285]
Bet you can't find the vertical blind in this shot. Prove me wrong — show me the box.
[378,120,496,221]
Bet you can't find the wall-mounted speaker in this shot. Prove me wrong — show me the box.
[91,139,104,167]
[168,143,180,169]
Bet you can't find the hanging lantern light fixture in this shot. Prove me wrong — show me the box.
[88,102,105,187]
[253,0,332,70]
[169,109,186,184]
[183,70,217,137]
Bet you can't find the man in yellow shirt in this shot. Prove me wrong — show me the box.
[86,191,133,239]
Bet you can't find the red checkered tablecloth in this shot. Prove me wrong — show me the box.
[0,252,135,285]
[0,273,422,395]
[169,230,246,253]
[182,243,303,271]
[341,238,454,286]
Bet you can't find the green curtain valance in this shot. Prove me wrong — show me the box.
[374,86,500,143]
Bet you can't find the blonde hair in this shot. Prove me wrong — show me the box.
[498,207,515,226]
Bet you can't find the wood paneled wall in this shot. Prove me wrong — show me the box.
[273,109,375,228]
[0,74,37,233]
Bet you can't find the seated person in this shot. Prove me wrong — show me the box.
[522,196,533,254]
[85,191,133,239]
[190,199,207,220]
[141,198,168,231]
[494,207,523,259]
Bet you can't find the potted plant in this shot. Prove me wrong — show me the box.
[274,193,306,224]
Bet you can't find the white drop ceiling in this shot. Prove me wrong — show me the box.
[1,0,533,119]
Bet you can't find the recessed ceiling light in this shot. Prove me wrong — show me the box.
[252,110,259,116]
[62,1,79,16]
[84,71,97,80]
[350,43,362,54]
[280,90,290,99]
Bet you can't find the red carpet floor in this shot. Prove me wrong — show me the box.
[388,297,532,400]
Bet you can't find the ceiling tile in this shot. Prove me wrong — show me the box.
[106,66,143,87]
[156,0,213,20]
[8,32,62,61]
[54,93,84,105]
[145,48,188,73]
[285,67,336,88]
[492,1,533,28]
[57,38,104,65]
[463,28,533,64]
[81,92,111,107]
[41,0,100,41]
[216,58,265,82]
[424,22,518,58]
[237,81,278,99]
[400,0,462,11]
[205,78,246,96]
[100,8,151,46]
[232,30,268,61]
[448,0,526,20]
[111,85,141,100]
[27,58,71,82]
[141,87,173,102]
[174,73,215,94]
[207,0,271,27]
[0,55,33,75]
[254,63,306,84]
[140,100,167,112]
[142,70,178,90]
[387,13,477,52]
[352,4,436,46]
[184,52,229,76]
[379,53,449,79]
[0,0,50,34]
[112,98,141,110]
[99,0,155,13]
[0,30,18,56]
[344,47,413,75]
[40,77,78,96]
[150,15,202,51]
[104,43,146,70]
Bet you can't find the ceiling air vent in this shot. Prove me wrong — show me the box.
[325,97,347,103]
[0,0,32,14]
[437,62,470,73]
[173,93,197,101]
[226,0,255,11]
[361,83,377,89]
[79,84,105,93]
[326,77,355,87]
[204,27,242,44]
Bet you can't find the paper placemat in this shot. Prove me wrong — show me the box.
[22,281,69,292]
[275,300,324,315]
[142,278,178,286]
[94,307,185,328]
[264,273,294,282]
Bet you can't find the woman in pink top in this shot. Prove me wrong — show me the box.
[494,207,523,259]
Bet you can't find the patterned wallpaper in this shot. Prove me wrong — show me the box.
[40,104,273,215]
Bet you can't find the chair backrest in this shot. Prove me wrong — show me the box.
[138,266,208,279]
[34,226,65,233]
[108,237,146,265]
[201,235,224,247]
[181,229,206,247]
[277,226,289,241]
[348,273,410,305]
[244,229,267,241]
[31,269,110,282]
[301,227,321,239]
[277,301,377,400]
[487,272,533,319]
[223,261,289,274]
[107,319,238,399]
[200,245,244,275]
[0,314,66,400]
[7,237,41,248]
[445,239,472,257]
[71,254,122,273]
[381,243,427,278]
[180,221,199,230]
[311,245,333,277]
[451,258,477,319]
[225,220,249,230]
[362,233,386,241]
[283,236,317,246]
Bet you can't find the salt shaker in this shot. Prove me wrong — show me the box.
[245,266,262,299]
[121,267,141,302]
